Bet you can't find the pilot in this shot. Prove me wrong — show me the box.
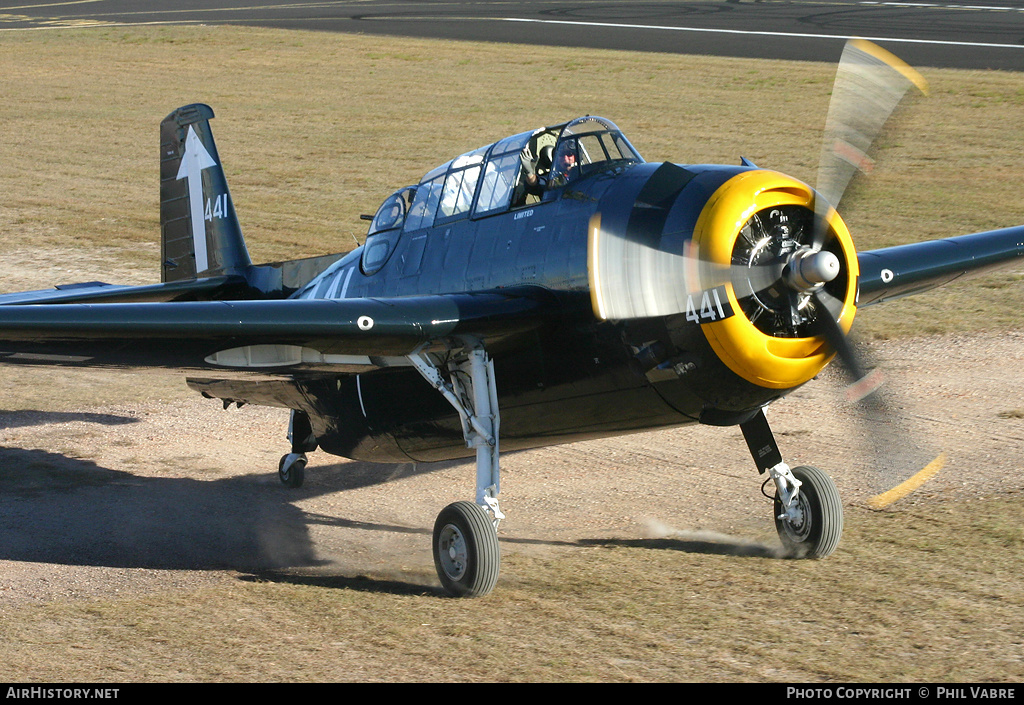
[548,139,578,188]
[519,144,551,198]
[520,140,577,196]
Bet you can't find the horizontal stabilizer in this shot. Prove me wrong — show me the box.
[0,276,254,306]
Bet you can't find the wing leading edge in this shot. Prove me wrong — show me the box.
[0,287,558,374]
[858,224,1024,306]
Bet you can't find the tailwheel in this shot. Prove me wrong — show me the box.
[774,465,843,559]
[278,452,306,488]
[433,501,500,598]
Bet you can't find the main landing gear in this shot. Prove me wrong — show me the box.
[272,340,503,597]
[272,348,840,595]
[409,340,503,597]
[741,409,844,558]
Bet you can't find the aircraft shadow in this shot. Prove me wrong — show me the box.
[0,446,780,598]
[238,571,449,597]
[0,447,469,594]
[579,536,782,558]
[0,446,321,571]
[241,532,784,599]
[0,409,142,429]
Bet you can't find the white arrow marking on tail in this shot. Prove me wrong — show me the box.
[175,126,217,273]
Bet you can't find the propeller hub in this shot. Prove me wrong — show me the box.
[784,249,841,291]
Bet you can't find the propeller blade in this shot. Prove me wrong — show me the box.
[803,41,944,507]
[843,353,947,509]
[867,452,947,509]
[588,212,723,320]
[810,290,882,401]
[810,289,946,508]
[812,39,928,249]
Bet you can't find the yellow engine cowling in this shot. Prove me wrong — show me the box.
[693,170,859,390]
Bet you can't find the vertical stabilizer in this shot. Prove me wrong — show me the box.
[160,104,251,282]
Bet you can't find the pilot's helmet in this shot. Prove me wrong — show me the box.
[552,139,579,183]
[554,139,578,165]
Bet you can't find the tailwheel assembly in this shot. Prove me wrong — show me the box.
[278,452,307,488]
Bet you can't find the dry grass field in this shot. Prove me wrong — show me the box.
[0,26,1022,682]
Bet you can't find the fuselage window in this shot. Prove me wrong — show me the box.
[439,165,481,220]
[577,134,606,164]
[612,133,640,161]
[572,132,637,168]
[552,130,641,185]
[367,188,416,236]
[362,239,392,272]
[368,194,406,235]
[405,175,444,231]
[362,187,414,276]
[475,151,522,216]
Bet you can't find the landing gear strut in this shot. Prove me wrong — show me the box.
[741,408,844,558]
[278,410,317,489]
[410,339,503,597]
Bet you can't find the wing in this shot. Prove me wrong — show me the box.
[0,287,557,375]
[858,224,1024,306]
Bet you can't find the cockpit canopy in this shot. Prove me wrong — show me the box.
[367,117,641,238]
[551,116,644,182]
[361,117,642,274]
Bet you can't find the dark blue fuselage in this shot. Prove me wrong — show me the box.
[286,160,782,462]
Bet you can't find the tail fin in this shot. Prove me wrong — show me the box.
[159,104,251,282]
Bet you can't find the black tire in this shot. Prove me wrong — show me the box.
[278,454,306,489]
[774,465,843,559]
[432,501,500,597]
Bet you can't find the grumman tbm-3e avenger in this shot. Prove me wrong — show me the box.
[0,40,1021,597]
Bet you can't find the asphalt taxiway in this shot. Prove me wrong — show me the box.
[2,0,1023,70]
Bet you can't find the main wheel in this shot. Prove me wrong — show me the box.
[278,453,306,489]
[774,465,843,558]
[432,501,500,597]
